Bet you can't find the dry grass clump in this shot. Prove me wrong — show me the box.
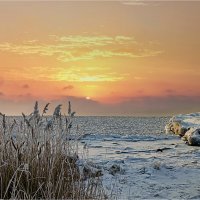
[0,102,104,199]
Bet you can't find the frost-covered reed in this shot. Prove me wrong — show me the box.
[0,102,104,199]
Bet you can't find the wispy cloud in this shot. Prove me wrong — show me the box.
[57,49,162,62]
[0,35,162,62]
[165,89,176,94]
[134,76,146,80]
[55,67,127,82]
[1,94,200,116]
[22,84,29,89]
[1,65,127,82]
[0,35,162,82]
[120,0,159,6]
[53,35,136,47]
[63,85,74,90]
[121,1,148,6]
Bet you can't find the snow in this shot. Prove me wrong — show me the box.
[6,114,200,199]
[168,112,200,129]
[75,114,200,199]
[78,132,200,199]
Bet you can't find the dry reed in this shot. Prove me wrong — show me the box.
[0,102,104,199]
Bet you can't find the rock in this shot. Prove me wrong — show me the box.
[165,121,188,137]
[182,128,200,146]
[139,167,146,174]
[165,122,174,134]
[83,166,92,178]
[165,122,180,135]
[156,147,171,152]
[166,114,200,146]
[172,122,181,135]
[179,127,188,137]
[109,164,121,175]
[152,161,161,170]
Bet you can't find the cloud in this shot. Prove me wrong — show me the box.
[0,80,4,86]
[0,92,4,96]
[17,93,33,100]
[136,90,144,94]
[1,94,200,116]
[115,95,200,115]
[134,76,146,80]
[63,85,74,90]
[22,84,29,89]
[0,64,128,82]
[120,1,158,6]
[165,89,176,94]
[52,35,137,47]
[55,68,127,82]
[121,1,148,6]
[0,35,162,62]
[0,95,101,116]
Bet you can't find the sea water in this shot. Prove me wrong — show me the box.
[73,116,170,136]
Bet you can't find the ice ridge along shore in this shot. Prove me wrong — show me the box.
[165,112,200,146]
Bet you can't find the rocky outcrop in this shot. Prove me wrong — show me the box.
[165,114,200,146]
[109,164,121,175]
[182,128,200,146]
[165,121,188,137]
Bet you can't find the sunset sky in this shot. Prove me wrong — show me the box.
[0,1,200,116]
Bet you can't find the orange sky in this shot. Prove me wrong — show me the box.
[0,1,200,116]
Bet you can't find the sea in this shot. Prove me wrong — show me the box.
[72,116,170,136]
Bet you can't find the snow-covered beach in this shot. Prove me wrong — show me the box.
[2,114,200,199]
[77,115,200,199]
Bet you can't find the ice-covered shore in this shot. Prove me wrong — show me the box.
[165,112,200,146]
[76,114,200,199]
[79,134,200,199]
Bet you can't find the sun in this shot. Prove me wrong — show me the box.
[86,96,91,100]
